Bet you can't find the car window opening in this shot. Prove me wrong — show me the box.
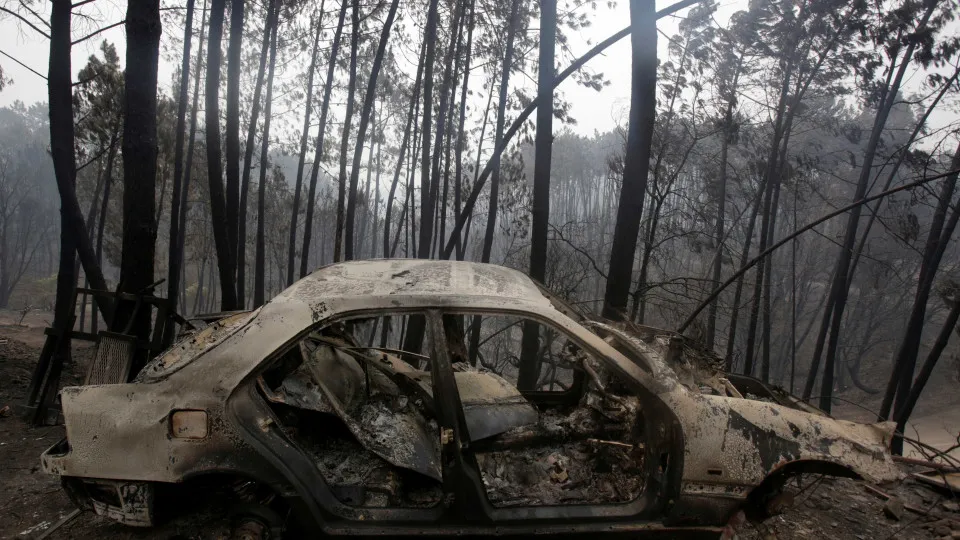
[256,311,652,511]
[258,313,444,509]
[450,313,647,508]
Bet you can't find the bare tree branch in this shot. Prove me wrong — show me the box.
[0,6,50,38]
[0,49,46,80]
[18,0,49,29]
[679,168,960,333]
[550,223,608,280]
[72,19,125,45]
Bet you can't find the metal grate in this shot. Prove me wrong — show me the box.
[85,332,137,385]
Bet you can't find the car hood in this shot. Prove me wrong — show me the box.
[587,321,902,486]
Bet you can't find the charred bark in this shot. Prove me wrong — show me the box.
[402,0,442,354]
[384,38,425,258]
[809,3,937,408]
[225,0,244,279]
[288,7,324,285]
[705,62,740,350]
[301,0,347,276]
[166,0,196,331]
[427,0,464,259]
[601,0,657,321]
[479,0,520,263]
[893,287,960,454]
[48,0,113,329]
[880,143,960,422]
[239,0,277,305]
[440,0,703,260]
[725,181,765,370]
[414,0,442,260]
[204,0,239,310]
[334,0,360,262]
[518,0,556,391]
[48,0,79,362]
[452,0,476,261]
[177,0,209,317]
[115,0,161,375]
[345,0,399,260]
[253,8,279,308]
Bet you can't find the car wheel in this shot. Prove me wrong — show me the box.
[231,517,269,540]
[229,503,284,540]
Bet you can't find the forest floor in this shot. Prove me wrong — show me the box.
[0,310,958,539]
[0,311,229,540]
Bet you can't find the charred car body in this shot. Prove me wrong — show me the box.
[41,260,901,538]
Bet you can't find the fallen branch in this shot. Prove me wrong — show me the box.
[894,455,960,472]
[36,509,81,540]
[587,438,634,449]
[863,484,944,519]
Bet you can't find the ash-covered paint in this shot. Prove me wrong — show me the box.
[725,410,802,472]
[590,321,901,495]
[40,260,902,533]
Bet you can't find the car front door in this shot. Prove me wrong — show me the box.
[433,309,683,526]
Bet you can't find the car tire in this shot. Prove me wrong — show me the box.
[229,503,284,540]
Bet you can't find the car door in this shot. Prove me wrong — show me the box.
[434,308,683,524]
[230,309,473,534]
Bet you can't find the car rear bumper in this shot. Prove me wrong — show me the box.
[43,438,156,527]
[61,475,156,527]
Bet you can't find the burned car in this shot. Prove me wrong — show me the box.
[41,260,901,538]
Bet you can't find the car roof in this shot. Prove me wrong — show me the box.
[274,259,551,308]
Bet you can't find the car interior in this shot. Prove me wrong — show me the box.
[256,310,655,512]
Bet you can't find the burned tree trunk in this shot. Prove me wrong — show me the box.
[893,283,960,453]
[301,0,348,276]
[176,0,209,317]
[808,3,938,408]
[384,38,425,258]
[725,180,765,370]
[743,63,794,378]
[238,0,277,306]
[335,0,360,262]
[225,0,244,279]
[254,8,280,308]
[601,0,657,321]
[452,0,476,261]
[93,128,120,334]
[345,0,399,260]
[479,0,520,263]
[705,61,740,350]
[518,0,556,391]
[48,0,79,365]
[288,8,324,284]
[48,1,114,327]
[167,0,196,329]
[426,0,465,259]
[415,0,441,259]
[401,0,442,355]
[204,0,239,310]
[880,143,960,423]
[115,0,161,375]
[528,0,555,284]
